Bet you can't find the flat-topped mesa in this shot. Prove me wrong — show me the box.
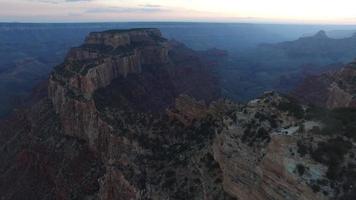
[48,28,222,146]
[48,28,170,145]
[84,28,164,48]
[51,28,169,98]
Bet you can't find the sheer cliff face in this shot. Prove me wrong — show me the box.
[293,62,356,109]
[1,29,355,200]
[48,29,166,146]
[48,28,218,147]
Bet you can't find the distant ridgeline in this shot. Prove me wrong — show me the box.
[0,22,289,117]
[1,23,356,117]
[220,30,356,102]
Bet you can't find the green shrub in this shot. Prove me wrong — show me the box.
[311,137,352,180]
[277,99,304,119]
[296,164,306,176]
[306,107,356,141]
[297,141,309,157]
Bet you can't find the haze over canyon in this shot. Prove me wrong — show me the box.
[1,1,356,199]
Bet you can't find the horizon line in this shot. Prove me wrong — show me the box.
[1,20,356,26]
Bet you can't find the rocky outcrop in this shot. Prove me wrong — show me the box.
[293,61,356,108]
[326,83,354,108]
[212,92,356,200]
[167,95,208,126]
[48,29,167,146]
[49,29,168,97]
[48,28,220,146]
[213,92,322,200]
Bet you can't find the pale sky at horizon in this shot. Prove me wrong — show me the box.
[1,0,356,24]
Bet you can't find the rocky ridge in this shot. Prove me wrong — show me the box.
[294,61,356,108]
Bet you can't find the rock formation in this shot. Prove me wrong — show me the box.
[48,28,219,147]
[1,29,355,200]
[293,61,356,108]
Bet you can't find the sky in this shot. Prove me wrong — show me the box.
[1,0,356,24]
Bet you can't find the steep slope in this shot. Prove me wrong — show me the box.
[1,29,355,200]
[0,99,104,200]
[293,61,356,108]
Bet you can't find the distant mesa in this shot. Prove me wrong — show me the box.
[49,28,221,144]
[313,30,328,38]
